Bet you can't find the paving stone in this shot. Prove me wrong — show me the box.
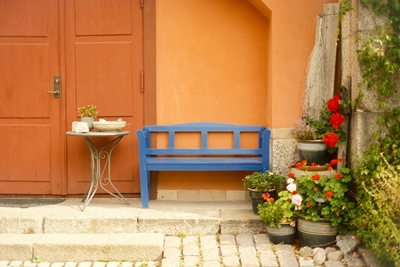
[183,255,199,266]
[10,263,23,267]
[259,250,279,267]
[200,235,217,249]
[201,261,220,267]
[241,257,260,267]
[164,236,181,248]
[183,236,198,245]
[219,234,235,245]
[93,262,106,267]
[183,244,199,256]
[220,245,238,256]
[50,263,64,267]
[23,261,37,267]
[236,233,255,247]
[276,244,298,267]
[37,263,50,267]
[202,249,219,261]
[222,255,240,267]
[163,247,181,259]
[160,258,180,267]
[253,233,270,245]
[77,262,91,267]
[239,246,256,256]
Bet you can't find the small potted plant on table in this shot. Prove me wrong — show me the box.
[78,104,98,130]
[257,176,302,244]
[243,171,286,215]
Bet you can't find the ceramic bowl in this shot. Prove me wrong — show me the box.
[93,121,126,132]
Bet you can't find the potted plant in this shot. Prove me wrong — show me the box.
[78,104,98,130]
[257,176,302,244]
[291,95,347,166]
[291,162,355,247]
[243,171,286,214]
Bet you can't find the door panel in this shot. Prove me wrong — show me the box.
[65,0,143,195]
[0,0,62,194]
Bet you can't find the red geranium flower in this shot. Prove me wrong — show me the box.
[312,174,320,181]
[330,112,345,129]
[338,157,344,162]
[288,172,295,178]
[328,166,333,171]
[295,162,303,169]
[306,201,313,208]
[323,132,339,148]
[336,173,343,179]
[325,191,334,200]
[311,162,318,166]
[330,159,338,165]
[327,95,341,112]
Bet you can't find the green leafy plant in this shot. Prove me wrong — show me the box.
[291,95,347,153]
[352,108,400,266]
[292,165,355,234]
[243,171,285,193]
[257,177,301,228]
[356,0,400,109]
[78,104,98,118]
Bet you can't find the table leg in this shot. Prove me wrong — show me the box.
[81,135,130,211]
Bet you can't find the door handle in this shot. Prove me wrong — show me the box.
[47,76,60,98]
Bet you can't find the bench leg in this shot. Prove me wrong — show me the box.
[140,170,150,208]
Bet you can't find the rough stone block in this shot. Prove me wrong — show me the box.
[34,233,164,262]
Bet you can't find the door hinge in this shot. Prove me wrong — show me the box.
[140,69,144,92]
[141,0,144,8]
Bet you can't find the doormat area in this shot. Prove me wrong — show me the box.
[0,198,66,208]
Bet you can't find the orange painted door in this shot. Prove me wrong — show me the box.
[65,0,143,195]
[0,0,143,196]
[0,0,63,194]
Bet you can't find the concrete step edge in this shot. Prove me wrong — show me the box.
[0,233,164,262]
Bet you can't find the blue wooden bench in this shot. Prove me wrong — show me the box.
[136,122,271,208]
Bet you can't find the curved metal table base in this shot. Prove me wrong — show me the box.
[67,131,130,211]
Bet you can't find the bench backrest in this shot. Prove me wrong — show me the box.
[137,122,270,157]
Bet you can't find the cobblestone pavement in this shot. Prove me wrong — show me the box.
[0,233,300,267]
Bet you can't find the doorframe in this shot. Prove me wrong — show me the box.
[143,0,157,198]
[143,0,156,126]
[58,0,68,195]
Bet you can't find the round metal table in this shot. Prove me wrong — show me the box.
[66,131,130,211]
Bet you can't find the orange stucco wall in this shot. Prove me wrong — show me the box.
[156,0,337,190]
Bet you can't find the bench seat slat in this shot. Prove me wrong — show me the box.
[145,157,262,171]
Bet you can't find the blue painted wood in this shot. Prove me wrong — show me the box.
[136,122,271,208]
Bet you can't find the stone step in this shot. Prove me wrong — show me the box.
[0,199,265,235]
[0,233,164,262]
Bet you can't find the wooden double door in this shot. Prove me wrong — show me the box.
[0,0,143,196]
